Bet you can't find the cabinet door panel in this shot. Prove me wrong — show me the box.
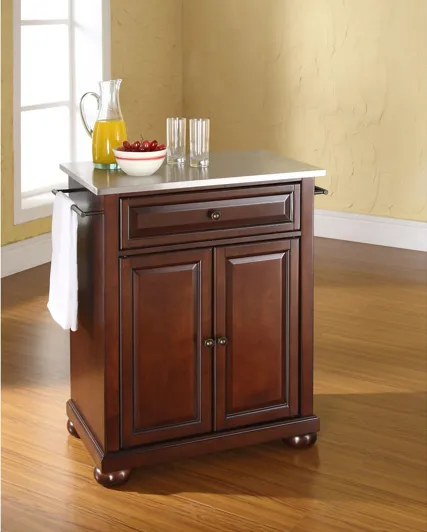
[121,249,212,447]
[215,239,299,430]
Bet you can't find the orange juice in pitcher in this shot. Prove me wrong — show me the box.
[80,80,127,169]
[92,119,127,166]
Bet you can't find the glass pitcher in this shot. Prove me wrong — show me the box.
[80,79,127,169]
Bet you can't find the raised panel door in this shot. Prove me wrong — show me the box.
[215,239,299,430]
[120,249,213,447]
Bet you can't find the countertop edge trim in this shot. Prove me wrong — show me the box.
[59,165,327,196]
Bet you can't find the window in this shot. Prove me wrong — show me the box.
[13,0,110,223]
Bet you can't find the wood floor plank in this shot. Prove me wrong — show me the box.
[2,239,427,531]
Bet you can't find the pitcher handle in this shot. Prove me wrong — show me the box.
[79,91,100,137]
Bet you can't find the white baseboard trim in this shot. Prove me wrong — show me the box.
[314,209,427,252]
[1,233,52,278]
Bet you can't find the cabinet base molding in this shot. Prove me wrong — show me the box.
[66,401,104,469]
[67,399,319,480]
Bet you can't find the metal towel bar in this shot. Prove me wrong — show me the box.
[52,189,104,219]
[314,186,328,195]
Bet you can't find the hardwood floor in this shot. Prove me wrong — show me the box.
[2,238,427,532]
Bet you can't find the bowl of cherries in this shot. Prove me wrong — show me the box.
[113,137,167,177]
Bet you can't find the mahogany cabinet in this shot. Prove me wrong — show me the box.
[60,152,324,488]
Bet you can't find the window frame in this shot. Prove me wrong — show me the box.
[13,0,111,224]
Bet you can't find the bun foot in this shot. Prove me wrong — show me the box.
[284,433,317,449]
[94,467,132,488]
[67,419,80,439]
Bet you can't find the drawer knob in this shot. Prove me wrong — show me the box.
[210,211,221,221]
[217,337,228,347]
[204,338,215,348]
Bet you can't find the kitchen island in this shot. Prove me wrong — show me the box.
[59,150,326,488]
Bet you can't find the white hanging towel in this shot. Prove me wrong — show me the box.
[47,192,79,331]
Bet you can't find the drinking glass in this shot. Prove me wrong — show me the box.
[166,117,186,164]
[189,118,210,167]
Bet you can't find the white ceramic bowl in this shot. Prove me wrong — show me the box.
[112,147,166,177]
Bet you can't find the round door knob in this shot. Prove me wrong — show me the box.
[210,211,221,221]
[204,338,214,348]
[217,337,228,346]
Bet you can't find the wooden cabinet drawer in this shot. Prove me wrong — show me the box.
[120,184,300,250]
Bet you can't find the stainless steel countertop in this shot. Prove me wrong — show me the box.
[60,150,326,196]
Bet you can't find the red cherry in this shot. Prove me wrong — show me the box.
[142,140,150,151]
[158,144,166,151]
[123,140,131,150]
[132,141,141,150]
[149,140,158,151]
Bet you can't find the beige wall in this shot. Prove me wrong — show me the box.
[1,0,182,245]
[110,0,182,143]
[3,0,426,246]
[183,0,427,222]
